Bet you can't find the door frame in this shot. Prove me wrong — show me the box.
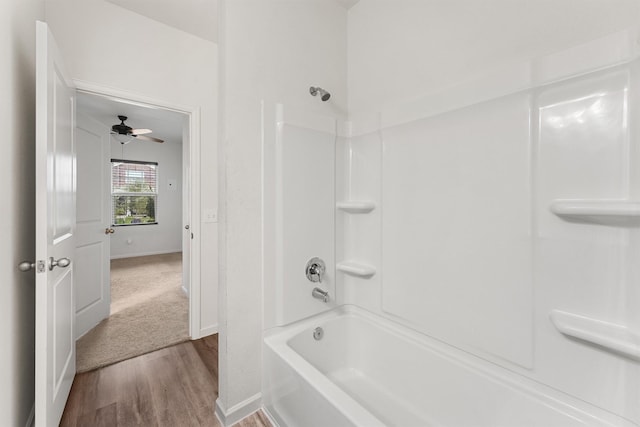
[74,80,203,339]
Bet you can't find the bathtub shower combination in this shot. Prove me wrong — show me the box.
[261,29,640,427]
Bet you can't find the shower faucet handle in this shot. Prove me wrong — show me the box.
[305,257,326,283]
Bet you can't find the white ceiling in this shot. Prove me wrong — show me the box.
[106,0,219,43]
[338,0,360,9]
[77,91,186,145]
[105,0,360,44]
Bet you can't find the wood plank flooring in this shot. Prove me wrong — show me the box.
[60,335,271,427]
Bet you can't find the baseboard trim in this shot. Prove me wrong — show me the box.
[200,324,218,338]
[110,249,182,260]
[215,393,262,427]
[262,407,281,427]
[25,403,34,427]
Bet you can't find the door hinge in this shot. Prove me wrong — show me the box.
[37,260,46,273]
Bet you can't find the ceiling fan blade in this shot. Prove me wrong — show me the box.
[131,128,152,135]
[134,134,164,143]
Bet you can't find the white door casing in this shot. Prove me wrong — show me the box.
[75,112,110,339]
[72,81,204,338]
[35,21,76,427]
[182,118,191,298]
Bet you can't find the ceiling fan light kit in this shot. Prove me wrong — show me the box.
[112,133,133,144]
[110,115,164,144]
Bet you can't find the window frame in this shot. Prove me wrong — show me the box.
[111,158,159,227]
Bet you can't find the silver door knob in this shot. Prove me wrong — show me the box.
[185,225,190,230]
[105,228,115,234]
[18,261,35,272]
[49,257,71,271]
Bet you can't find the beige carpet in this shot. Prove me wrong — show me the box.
[76,252,189,373]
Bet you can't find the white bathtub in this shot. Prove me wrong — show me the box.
[263,306,632,427]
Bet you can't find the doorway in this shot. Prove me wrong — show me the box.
[73,87,199,371]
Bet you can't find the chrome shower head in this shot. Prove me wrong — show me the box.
[310,86,331,101]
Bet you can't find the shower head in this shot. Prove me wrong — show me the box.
[310,86,331,101]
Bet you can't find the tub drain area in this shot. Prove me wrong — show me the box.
[313,327,324,340]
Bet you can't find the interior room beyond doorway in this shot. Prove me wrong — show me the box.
[75,91,192,370]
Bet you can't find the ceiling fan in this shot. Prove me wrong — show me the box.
[111,115,164,143]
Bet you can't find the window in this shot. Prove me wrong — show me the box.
[111,159,158,226]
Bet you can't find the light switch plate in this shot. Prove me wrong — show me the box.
[203,208,218,223]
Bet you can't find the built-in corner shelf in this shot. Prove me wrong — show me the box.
[336,201,376,214]
[550,310,640,362]
[550,200,640,226]
[336,261,376,278]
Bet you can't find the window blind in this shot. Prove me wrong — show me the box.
[111,159,158,226]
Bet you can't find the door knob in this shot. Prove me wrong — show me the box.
[185,225,190,230]
[49,257,71,271]
[18,260,45,273]
[105,228,115,235]
[18,261,35,272]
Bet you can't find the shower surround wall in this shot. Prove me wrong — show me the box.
[334,3,640,422]
[338,56,640,422]
[269,105,337,326]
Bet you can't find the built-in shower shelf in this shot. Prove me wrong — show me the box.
[550,310,640,362]
[336,261,376,278]
[550,200,640,226]
[336,201,376,214]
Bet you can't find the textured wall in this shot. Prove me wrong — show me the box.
[0,0,44,425]
[218,0,348,417]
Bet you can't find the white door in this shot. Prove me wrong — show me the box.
[35,21,76,427]
[75,113,111,339]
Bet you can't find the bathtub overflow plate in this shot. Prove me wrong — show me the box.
[313,327,324,341]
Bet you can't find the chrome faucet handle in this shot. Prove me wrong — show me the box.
[310,264,322,283]
[305,257,325,283]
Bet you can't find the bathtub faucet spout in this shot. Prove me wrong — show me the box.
[312,287,329,303]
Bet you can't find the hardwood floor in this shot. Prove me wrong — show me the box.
[191,334,219,396]
[60,335,271,427]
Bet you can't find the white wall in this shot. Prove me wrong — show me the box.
[0,0,44,425]
[218,0,347,421]
[45,0,219,335]
[109,138,183,259]
[347,0,640,113]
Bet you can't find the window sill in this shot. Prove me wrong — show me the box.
[112,222,159,227]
